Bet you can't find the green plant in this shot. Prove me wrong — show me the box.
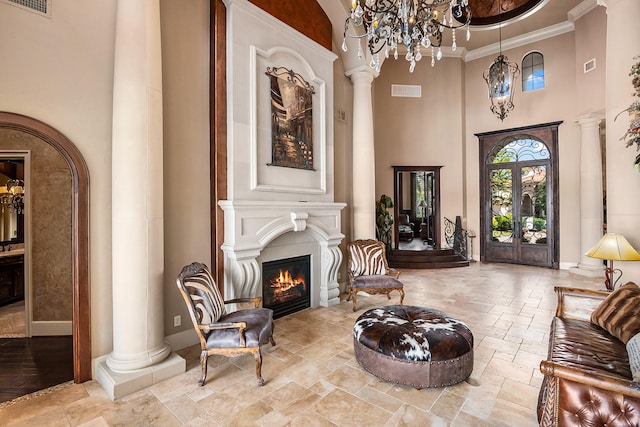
[375,194,394,251]
[492,213,512,231]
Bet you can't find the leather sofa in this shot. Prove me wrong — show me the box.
[537,284,640,426]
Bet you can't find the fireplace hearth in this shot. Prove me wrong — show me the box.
[262,255,311,319]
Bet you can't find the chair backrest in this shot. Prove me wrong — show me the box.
[347,239,389,277]
[398,214,411,226]
[176,262,226,340]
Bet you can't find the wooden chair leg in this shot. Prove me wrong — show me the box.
[198,351,208,386]
[352,292,358,311]
[254,350,265,386]
[399,289,405,305]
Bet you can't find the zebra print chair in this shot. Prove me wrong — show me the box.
[176,262,275,386]
[346,239,405,312]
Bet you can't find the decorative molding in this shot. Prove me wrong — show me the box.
[568,0,600,22]
[250,45,328,194]
[466,21,575,62]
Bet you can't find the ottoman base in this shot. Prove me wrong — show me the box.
[354,336,474,389]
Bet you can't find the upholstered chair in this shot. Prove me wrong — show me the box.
[346,239,405,311]
[176,262,276,386]
[397,214,415,241]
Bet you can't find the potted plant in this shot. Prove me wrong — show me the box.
[376,194,394,252]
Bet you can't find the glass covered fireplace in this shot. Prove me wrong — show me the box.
[261,255,310,319]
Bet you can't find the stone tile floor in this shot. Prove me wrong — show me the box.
[0,262,604,426]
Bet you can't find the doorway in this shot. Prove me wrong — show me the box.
[477,122,561,268]
[0,157,27,339]
[0,112,91,384]
[392,166,441,251]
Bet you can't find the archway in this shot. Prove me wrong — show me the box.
[0,112,91,382]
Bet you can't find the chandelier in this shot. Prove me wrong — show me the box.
[482,3,519,121]
[342,0,471,73]
[0,179,25,214]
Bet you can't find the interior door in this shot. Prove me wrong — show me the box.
[477,122,561,268]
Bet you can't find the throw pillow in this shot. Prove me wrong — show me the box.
[591,282,640,344]
[627,332,640,382]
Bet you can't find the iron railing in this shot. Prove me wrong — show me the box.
[444,216,469,261]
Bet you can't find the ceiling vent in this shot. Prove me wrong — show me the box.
[2,0,50,17]
[584,58,596,74]
[391,84,422,98]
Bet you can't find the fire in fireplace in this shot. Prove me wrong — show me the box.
[262,255,310,319]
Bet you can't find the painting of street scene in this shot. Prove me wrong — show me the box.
[266,66,315,170]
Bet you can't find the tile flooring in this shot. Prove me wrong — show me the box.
[0,262,604,426]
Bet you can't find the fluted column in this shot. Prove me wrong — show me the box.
[346,67,377,239]
[97,0,184,400]
[570,114,605,277]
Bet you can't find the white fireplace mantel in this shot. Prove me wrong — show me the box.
[218,200,346,307]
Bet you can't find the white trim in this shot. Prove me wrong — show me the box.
[568,0,600,22]
[164,329,199,351]
[250,45,328,194]
[31,320,72,336]
[466,21,574,62]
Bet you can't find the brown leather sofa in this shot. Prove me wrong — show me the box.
[537,285,640,426]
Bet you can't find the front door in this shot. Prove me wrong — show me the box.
[477,123,561,268]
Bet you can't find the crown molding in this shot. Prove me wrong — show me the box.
[465,21,574,62]
[568,0,600,22]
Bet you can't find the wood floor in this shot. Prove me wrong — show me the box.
[0,336,73,403]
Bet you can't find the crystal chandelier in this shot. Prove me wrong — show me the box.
[482,2,519,121]
[342,0,471,73]
[0,179,25,214]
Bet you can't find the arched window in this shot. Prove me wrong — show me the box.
[522,52,544,92]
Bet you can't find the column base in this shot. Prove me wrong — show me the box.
[95,352,185,400]
[569,264,605,278]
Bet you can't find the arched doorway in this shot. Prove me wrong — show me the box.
[477,122,561,268]
[0,112,91,383]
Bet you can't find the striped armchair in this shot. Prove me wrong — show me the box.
[346,239,405,311]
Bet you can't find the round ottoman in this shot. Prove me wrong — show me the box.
[353,305,474,389]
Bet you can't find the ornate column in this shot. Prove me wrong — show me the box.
[346,66,377,240]
[96,0,184,400]
[570,114,605,277]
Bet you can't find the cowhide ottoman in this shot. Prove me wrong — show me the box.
[353,305,474,389]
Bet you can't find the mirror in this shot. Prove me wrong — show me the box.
[0,159,24,244]
[393,166,441,251]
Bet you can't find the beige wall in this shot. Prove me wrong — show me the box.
[0,0,213,357]
[0,1,116,354]
[464,31,583,266]
[159,0,212,340]
[373,57,466,243]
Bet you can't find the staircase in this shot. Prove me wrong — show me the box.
[387,248,469,269]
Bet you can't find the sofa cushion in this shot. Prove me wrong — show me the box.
[591,282,640,344]
[549,317,631,380]
[627,332,640,382]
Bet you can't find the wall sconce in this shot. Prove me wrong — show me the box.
[0,179,24,214]
[586,233,640,291]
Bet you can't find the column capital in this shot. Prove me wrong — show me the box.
[575,113,604,127]
[345,65,377,83]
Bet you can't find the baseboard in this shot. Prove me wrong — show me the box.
[164,328,198,351]
[31,320,72,336]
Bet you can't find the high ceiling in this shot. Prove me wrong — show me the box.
[339,0,588,53]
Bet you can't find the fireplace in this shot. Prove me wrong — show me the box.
[262,255,311,319]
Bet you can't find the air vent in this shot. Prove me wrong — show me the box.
[584,58,596,74]
[391,84,422,98]
[2,0,50,16]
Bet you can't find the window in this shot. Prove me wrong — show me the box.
[522,52,544,92]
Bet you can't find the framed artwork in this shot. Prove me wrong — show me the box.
[265,66,315,171]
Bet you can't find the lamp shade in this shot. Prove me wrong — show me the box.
[586,233,640,261]
[417,200,428,208]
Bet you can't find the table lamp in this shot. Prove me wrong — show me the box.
[586,233,640,291]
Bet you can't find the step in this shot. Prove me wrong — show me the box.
[387,249,470,269]
[390,259,470,269]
